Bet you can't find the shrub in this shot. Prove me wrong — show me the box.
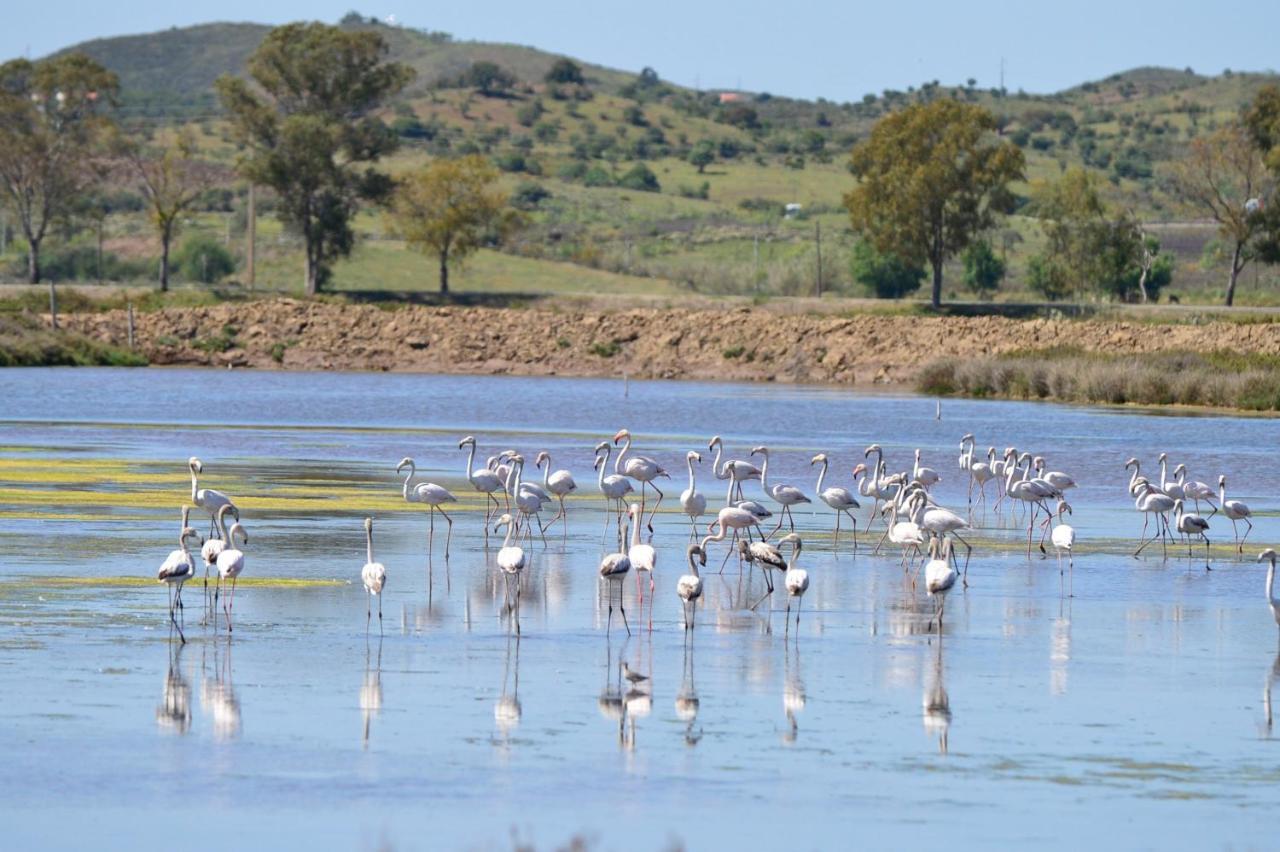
[582,166,613,187]
[588,340,620,357]
[173,235,235,283]
[617,164,660,192]
[511,182,552,210]
[850,239,924,298]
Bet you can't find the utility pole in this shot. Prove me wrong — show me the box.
[814,220,823,298]
[246,183,256,289]
[753,233,760,293]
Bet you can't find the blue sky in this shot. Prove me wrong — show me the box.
[5,1,1279,100]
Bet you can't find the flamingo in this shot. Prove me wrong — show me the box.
[200,500,230,615]
[741,536,789,609]
[397,457,457,558]
[188,457,237,539]
[963,437,994,513]
[862,445,901,525]
[751,445,811,532]
[1219,475,1253,554]
[493,513,526,633]
[507,456,548,547]
[677,544,706,631]
[1182,471,1219,517]
[459,436,505,524]
[1034,457,1077,493]
[535,451,577,530]
[781,534,808,631]
[909,491,973,582]
[885,495,927,570]
[700,505,763,569]
[1132,478,1176,558]
[912,449,940,488]
[1051,501,1076,595]
[613,429,669,532]
[679,451,708,538]
[1259,549,1280,627]
[158,506,199,643]
[708,435,761,502]
[924,536,958,634]
[627,502,657,628]
[361,517,387,631]
[1158,453,1184,501]
[1173,499,1211,570]
[215,512,248,633]
[811,453,860,550]
[599,540,632,637]
[594,442,634,545]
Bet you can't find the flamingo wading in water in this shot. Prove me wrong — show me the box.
[158,506,199,643]
[679,451,708,538]
[811,453,859,550]
[613,429,669,533]
[188,457,237,539]
[397,457,457,559]
[751,445,811,533]
[361,517,387,631]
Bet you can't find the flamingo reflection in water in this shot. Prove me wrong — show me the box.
[676,640,701,747]
[782,638,805,745]
[201,640,241,741]
[494,636,521,747]
[361,638,383,748]
[922,639,951,755]
[156,643,191,735]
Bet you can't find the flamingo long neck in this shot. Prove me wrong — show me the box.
[596,453,608,491]
[1267,561,1277,606]
[401,462,416,500]
[1220,480,1227,505]
[710,441,728,481]
[190,465,199,504]
[1129,462,1141,492]
[913,451,922,479]
[1020,457,1033,482]
[366,525,374,564]
[687,456,697,492]
[688,551,701,579]
[542,457,551,491]
[464,443,477,481]
[217,508,230,542]
[631,509,641,548]
[512,461,523,497]
[615,435,632,474]
[1004,457,1019,494]
[502,521,515,549]
[726,469,737,505]
[1160,457,1169,488]
[758,452,771,495]
[814,458,828,493]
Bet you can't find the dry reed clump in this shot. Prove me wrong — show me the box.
[916,350,1280,412]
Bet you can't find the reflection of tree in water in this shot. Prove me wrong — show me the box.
[361,638,383,748]
[922,640,951,755]
[676,640,701,747]
[782,639,805,745]
[156,643,191,735]
[201,639,241,741]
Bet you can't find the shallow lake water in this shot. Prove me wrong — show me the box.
[1,367,1278,850]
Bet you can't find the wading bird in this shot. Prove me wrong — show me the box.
[781,534,808,631]
[924,537,958,635]
[594,442,634,545]
[158,506,199,643]
[741,536,790,609]
[1132,478,1176,559]
[1260,549,1280,628]
[459,436,505,524]
[535,451,577,530]
[1220,475,1253,554]
[493,513,526,634]
[700,505,763,570]
[1051,501,1076,595]
[679,451,708,538]
[215,508,248,633]
[811,453,859,550]
[1173,499,1211,570]
[613,429,669,532]
[397,457,457,559]
[677,544,706,631]
[751,445,811,532]
[599,525,633,636]
[361,517,387,630]
[188,457,237,539]
[627,502,657,627]
[708,435,761,502]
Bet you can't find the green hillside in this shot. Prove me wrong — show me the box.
[13,16,1280,305]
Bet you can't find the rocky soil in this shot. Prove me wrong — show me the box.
[59,298,1280,386]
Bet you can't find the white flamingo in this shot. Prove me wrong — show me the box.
[924,536,958,634]
[909,490,973,583]
[1219,475,1253,554]
[158,506,199,643]
[200,501,230,615]
[535,451,577,530]
[1034,457,1077,493]
[912,449,940,488]
[1259,549,1280,628]
[493,513,526,634]
[1132,478,1176,558]
[361,517,387,630]
[676,544,706,631]
[599,538,632,637]
[751,445,811,532]
[1182,471,1219,517]
[627,502,657,628]
[613,429,670,532]
[679,451,708,537]
[1158,453,1184,501]
[215,513,248,633]
[1051,501,1076,595]
[862,445,901,524]
[1173,499,1211,570]
[459,436,505,523]
[507,456,548,547]
[708,435,761,502]
[701,505,763,568]
[594,442,634,544]
[811,453,860,550]
[782,534,808,631]
[397,457,457,558]
[188,456,237,539]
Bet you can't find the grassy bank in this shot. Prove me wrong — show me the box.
[0,313,147,367]
[918,348,1280,412]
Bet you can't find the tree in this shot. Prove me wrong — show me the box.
[1171,122,1271,306]
[844,100,1024,308]
[464,61,515,96]
[689,140,715,173]
[120,129,218,291]
[388,155,518,293]
[216,23,413,295]
[545,59,584,86]
[850,239,924,298]
[1244,84,1280,172]
[0,54,118,283]
[961,239,1005,297]
[617,164,660,192]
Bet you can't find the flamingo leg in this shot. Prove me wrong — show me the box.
[648,482,665,532]
[618,579,631,637]
[1239,517,1253,554]
[832,509,840,546]
[1134,515,1156,557]
[846,511,859,553]
[438,506,454,558]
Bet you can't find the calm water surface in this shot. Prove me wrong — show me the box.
[1,368,1278,850]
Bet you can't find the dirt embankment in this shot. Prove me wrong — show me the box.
[58,299,1280,385]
